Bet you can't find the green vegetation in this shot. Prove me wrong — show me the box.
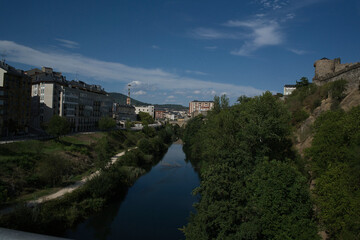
[182,92,318,239]
[0,131,116,205]
[138,112,154,124]
[46,115,70,139]
[285,78,348,125]
[306,107,360,239]
[98,116,116,131]
[0,123,180,235]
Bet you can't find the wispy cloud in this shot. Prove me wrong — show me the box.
[254,0,290,10]
[288,48,308,55]
[185,70,207,76]
[0,40,264,103]
[227,19,283,56]
[151,45,160,49]
[133,90,146,95]
[190,28,245,40]
[55,38,79,49]
[193,90,201,94]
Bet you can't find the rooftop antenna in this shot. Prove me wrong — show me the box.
[127,84,131,105]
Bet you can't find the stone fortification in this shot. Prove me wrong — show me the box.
[313,58,360,90]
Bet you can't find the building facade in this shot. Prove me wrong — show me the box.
[113,103,136,122]
[155,110,165,120]
[135,105,155,118]
[0,61,32,136]
[283,84,296,96]
[189,100,214,116]
[27,67,112,132]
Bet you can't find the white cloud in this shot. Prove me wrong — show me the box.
[167,95,175,99]
[55,38,79,49]
[152,45,160,49]
[191,28,245,40]
[254,0,290,10]
[193,90,201,94]
[288,48,308,55]
[227,19,283,56]
[133,90,146,95]
[211,90,216,95]
[0,40,264,101]
[185,70,207,76]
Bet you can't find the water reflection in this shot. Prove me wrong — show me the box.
[65,143,200,240]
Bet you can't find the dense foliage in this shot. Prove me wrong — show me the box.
[46,115,70,139]
[98,116,116,131]
[182,92,318,239]
[138,112,155,124]
[307,107,360,239]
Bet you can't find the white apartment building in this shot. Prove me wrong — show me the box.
[283,84,297,96]
[27,67,112,132]
[135,105,155,118]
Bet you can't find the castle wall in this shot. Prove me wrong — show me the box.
[314,59,336,79]
[313,62,360,91]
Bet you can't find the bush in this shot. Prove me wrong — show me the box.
[327,79,348,101]
[138,138,152,154]
[46,115,70,139]
[291,109,309,125]
[98,116,116,131]
[36,155,72,187]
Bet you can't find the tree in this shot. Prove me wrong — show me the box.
[220,94,229,109]
[237,95,251,104]
[46,115,70,139]
[296,77,310,87]
[98,116,116,131]
[138,112,154,124]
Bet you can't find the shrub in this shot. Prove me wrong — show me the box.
[291,109,309,125]
[98,116,116,131]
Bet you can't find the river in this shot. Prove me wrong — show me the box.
[64,143,199,240]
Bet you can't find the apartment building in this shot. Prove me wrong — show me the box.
[27,67,112,132]
[135,105,155,118]
[0,61,32,136]
[189,100,214,117]
[283,84,297,96]
[155,110,165,120]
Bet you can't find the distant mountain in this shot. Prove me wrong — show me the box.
[109,92,149,106]
[108,92,188,111]
[153,104,188,111]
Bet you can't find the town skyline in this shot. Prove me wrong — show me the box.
[1,0,360,105]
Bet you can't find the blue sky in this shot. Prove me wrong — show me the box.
[0,0,359,105]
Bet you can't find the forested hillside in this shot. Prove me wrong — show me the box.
[182,80,360,239]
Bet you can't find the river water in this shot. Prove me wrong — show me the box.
[65,143,199,240]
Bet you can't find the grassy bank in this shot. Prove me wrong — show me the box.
[0,123,180,236]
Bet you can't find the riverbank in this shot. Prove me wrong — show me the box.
[0,124,180,236]
[65,144,199,240]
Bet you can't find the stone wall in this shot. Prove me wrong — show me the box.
[313,58,360,91]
